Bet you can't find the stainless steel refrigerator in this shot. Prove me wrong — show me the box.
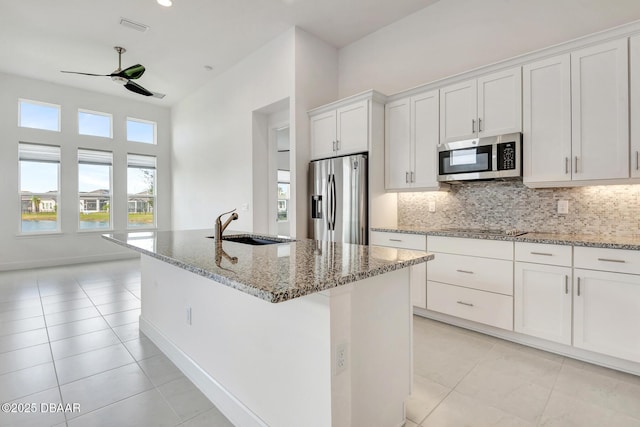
[309,153,368,244]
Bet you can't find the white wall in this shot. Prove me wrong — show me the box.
[171,29,295,232]
[0,73,171,270]
[171,27,338,239]
[338,0,640,98]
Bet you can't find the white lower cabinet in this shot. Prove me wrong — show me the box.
[514,262,572,345]
[370,231,427,309]
[573,268,640,363]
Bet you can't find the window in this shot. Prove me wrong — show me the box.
[78,149,113,230]
[127,118,156,144]
[78,109,112,138]
[19,99,61,132]
[19,143,61,233]
[277,170,290,222]
[127,154,156,228]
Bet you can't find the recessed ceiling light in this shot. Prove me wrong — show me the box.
[157,0,172,7]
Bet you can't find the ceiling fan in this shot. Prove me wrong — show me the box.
[61,46,165,99]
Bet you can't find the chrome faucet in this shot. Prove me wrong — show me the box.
[215,208,238,241]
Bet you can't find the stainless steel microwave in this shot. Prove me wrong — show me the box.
[437,133,522,182]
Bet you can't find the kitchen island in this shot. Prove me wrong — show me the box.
[103,229,433,427]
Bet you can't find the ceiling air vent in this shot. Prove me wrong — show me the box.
[119,18,150,33]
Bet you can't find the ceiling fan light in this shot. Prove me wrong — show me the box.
[111,75,128,85]
[157,0,173,6]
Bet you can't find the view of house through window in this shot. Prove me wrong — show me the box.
[19,143,61,233]
[127,154,156,228]
[277,170,290,221]
[78,149,112,230]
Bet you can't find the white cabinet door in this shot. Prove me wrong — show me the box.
[385,98,411,190]
[337,100,368,155]
[411,90,440,188]
[410,263,427,309]
[310,110,337,160]
[632,35,640,178]
[477,67,522,137]
[440,79,477,143]
[523,55,572,184]
[571,39,629,181]
[514,263,572,345]
[573,268,640,363]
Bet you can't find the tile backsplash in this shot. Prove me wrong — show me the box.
[398,181,640,236]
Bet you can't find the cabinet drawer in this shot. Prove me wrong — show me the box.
[428,236,513,260]
[427,281,513,330]
[574,246,640,275]
[371,231,426,251]
[515,242,572,266]
[428,253,513,295]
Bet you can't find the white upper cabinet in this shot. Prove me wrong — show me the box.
[310,100,369,160]
[571,39,629,181]
[385,98,411,189]
[523,54,572,184]
[477,68,523,137]
[632,35,640,178]
[440,67,521,144]
[385,90,440,190]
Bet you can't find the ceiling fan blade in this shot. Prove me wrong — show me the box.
[60,70,108,77]
[113,64,145,80]
[124,81,153,96]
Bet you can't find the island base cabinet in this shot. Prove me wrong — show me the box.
[427,281,513,330]
[139,255,412,427]
[573,269,640,363]
[514,263,572,345]
[410,263,427,309]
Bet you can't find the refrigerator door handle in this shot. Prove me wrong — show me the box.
[330,174,337,231]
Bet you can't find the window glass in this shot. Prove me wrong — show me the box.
[277,169,290,222]
[127,118,156,144]
[19,143,60,233]
[19,100,61,131]
[127,154,156,228]
[78,110,112,138]
[78,149,112,230]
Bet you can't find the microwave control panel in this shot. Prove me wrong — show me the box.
[497,142,516,171]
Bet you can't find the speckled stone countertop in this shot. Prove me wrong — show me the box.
[372,226,640,251]
[102,229,433,303]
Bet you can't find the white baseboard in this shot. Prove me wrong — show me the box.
[413,308,640,377]
[139,316,268,427]
[0,252,139,271]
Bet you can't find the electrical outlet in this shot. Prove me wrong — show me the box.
[335,343,348,375]
[428,200,436,213]
[186,307,192,325]
[557,200,569,215]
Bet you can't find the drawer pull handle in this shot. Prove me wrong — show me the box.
[530,252,553,256]
[389,239,403,242]
[457,301,474,307]
[456,269,474,274]
[597,258,626,263]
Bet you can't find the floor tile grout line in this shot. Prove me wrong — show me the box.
[534,355,566,427]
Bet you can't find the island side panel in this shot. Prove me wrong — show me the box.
[139,255,333,427]
[337,267,412,427]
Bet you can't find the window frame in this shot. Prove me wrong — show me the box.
[78,149,114,232]
[18,143,62,235]
[18,99,61,132]
[126,117,157,145]
[78,108,113,139]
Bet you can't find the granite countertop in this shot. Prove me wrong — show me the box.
[372,226,640,251]
[102,229,433,303]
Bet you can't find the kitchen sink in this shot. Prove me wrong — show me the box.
[208,235,293,245]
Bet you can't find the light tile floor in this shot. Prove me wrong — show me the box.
[2,260,640,427]
[0,259,233,427]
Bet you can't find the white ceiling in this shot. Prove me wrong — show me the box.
[0,0,440,106]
